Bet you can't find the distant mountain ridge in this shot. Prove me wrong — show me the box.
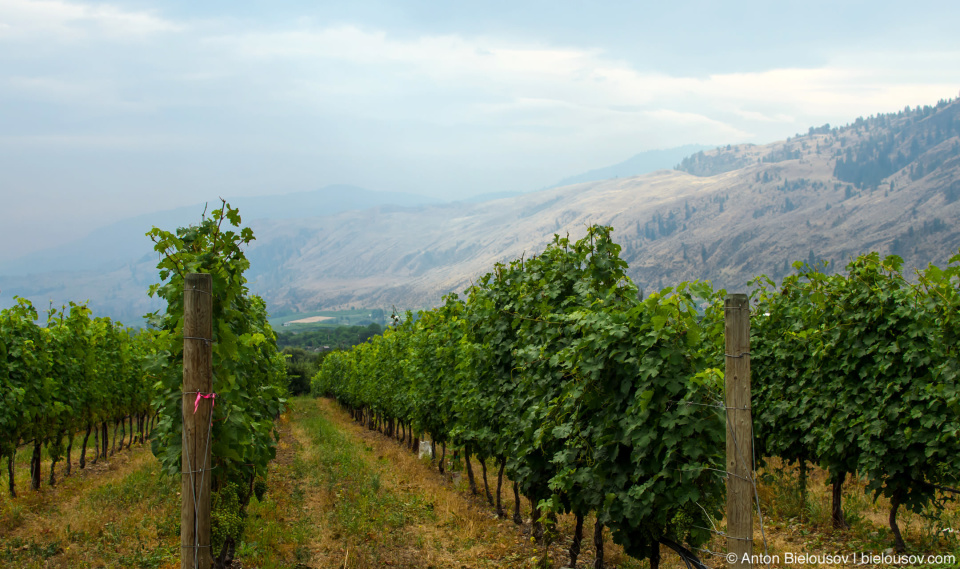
[549,144,711,188]
[2,99,958,322]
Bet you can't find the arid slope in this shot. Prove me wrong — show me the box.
[250,100,960,312]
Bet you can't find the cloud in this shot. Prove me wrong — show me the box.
[0,0,181,41]
[696,62,960,119]
[3,5,954,136]
[728,108,795,123]
[207,25,597,76]
[643,109,751,139]
[198,23,957,136]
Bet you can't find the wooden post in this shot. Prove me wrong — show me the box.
[182,273,213,569]
[725,294,752,568]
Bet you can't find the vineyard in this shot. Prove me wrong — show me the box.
[3,212,960,568]
[314,226,960,567]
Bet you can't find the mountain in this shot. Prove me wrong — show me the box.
[2,99,958,322]
[548,144,711,188]
[239,99,960,311]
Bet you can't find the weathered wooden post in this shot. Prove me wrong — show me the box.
[725,294,753,568]
[183,273,213,569]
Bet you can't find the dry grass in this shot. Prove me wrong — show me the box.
[0,441,179,569]
[747,460,960,568]
[3,426,138,512]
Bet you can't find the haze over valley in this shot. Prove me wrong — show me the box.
[2,99,958,322]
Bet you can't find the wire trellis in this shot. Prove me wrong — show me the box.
[181,389,216,569]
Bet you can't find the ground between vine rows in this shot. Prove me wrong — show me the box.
[2,398,958,568]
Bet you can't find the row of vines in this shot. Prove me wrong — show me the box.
[752,252,960,552]
[314,225,960,566]
[1,299,157,496]
[1,202,287,567]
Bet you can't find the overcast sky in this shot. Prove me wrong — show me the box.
[1,0,958,261]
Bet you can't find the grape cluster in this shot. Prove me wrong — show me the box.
[211,482,243,553]
[254,476,268,501]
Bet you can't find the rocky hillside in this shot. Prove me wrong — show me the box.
[244,98,960,313]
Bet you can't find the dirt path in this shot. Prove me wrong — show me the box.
[254,397,630,569]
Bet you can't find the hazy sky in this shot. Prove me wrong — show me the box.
[1,0,958,261]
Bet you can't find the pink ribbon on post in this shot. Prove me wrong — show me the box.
[194,392,216,414]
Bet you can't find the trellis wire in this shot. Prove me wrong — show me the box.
[666,387,769,567]
[181,391,215,569]
[666,406,770,566]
